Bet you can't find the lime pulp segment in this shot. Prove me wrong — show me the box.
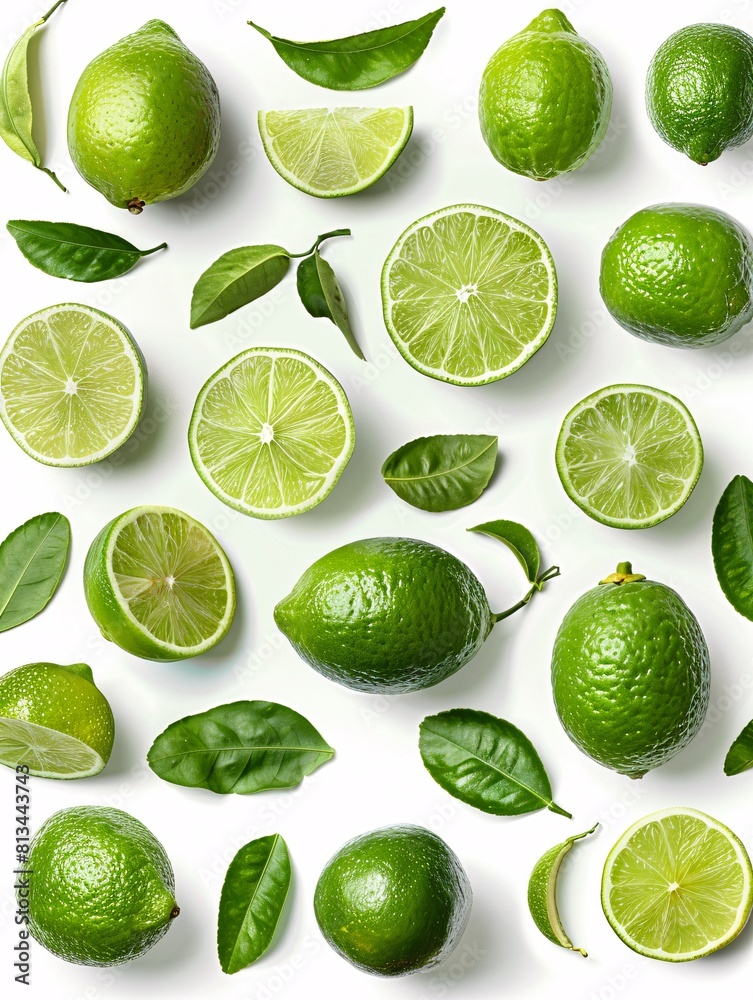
[188,348,355,519]
[0,303,145,466]
[555,384,703,528]
[381,204,557,386]
[0,718,104,778]
[258,107,414,197]
[602,807,753,961]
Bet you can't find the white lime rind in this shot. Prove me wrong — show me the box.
[0,718,105,779]
[0,303,145,467]
[258,107,414,197]
[381,204,557,386]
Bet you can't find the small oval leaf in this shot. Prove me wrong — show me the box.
[248,8,445,90]
[0,512,70,632]
[7,220,166,282]
[147,701,334,794]
[218,834,291,974]
[724,721,753,776]
[190,245,290,328]
[468,519,540,585]
[712,475,753,620]
[297,252,364,359]
[419,709,570,817]
[382,435,498,512]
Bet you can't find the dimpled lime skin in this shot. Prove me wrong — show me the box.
[274,538,492,694]
[600,204,753,348]
[67,20,220,210]
[478,9,612,180]
[0,663,114,765]
[23,806,178,966]
[314,825,472,977]
[551,578,710,777]
[647,24,753,165]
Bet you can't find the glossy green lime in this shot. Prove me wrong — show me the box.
[479,9,612,179]
[647,23,753,164]
[24,806,179,966]
[274,537,492,693]
[600,203,753,348]
[314,825,471,977]
[67,20,220,212]
[551,563,710,777]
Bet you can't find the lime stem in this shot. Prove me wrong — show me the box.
[41,0,67,22]
[170,906,180,919]
[38,165,67,192]
[548,801,572,819]
[291,229,351,259]
[490,565,560,625]
[615,561,632,575]
[141,242,168,257]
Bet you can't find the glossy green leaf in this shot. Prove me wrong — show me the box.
[419,709,570,817]
[296,252,364,359]
[0,512,70,633]
[7,220,167,282]
[0,1,67,189]
[190,245,291,328]
[248,8,445,90]
[382,435,497,512]
[724,721,753,776]
[468,519,540,585]
[147,701,334,794]
[218,834,291,974]
[712,475,753,620]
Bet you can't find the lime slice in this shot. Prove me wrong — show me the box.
[258,107,413,197]
[188,347,355,519]
[0,303,145,467]
[0,662,113,779]
[528,824,598,956]
[602,807,753,961]
[84,506,235,662]
[555,384,703,529]
[381,204,557,386]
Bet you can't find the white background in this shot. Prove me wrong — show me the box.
[1,0,753,997]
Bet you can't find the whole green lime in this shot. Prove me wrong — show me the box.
[23,806,179,966]
[551,563,710,777]
[600,203,753,348]
[647,23,753,164]
[478,9,612,179]
[274,537,492,693]
[314,825,472,977]
[68,20,221,213]
[0,662,114,778]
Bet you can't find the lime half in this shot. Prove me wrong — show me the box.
[602,807,753,962]
[556,384,703,529]
[258,107,413,197]
[0,303,145,466]
[84,506,235,661]
[189,347,355,519]
[0,662,114,779]
[381,204,557,386]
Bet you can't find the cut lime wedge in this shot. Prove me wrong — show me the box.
[188,348,355,519]
[602,807,753,962]
[84,506,236,662]
[556,384,703,529]
[381,204,557,386]
[0,718,105,778]
[0,303,145,466]
[258,107,413,197]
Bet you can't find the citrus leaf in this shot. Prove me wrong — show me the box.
[297,252,365,359]
[0,512,70,632]
[218,834,291,974]
[419,709,571,817]
[724,721,753,776]
[147,701,334,794]
[248,8,445,90]
[190,245,290,328]
[527,824,598,955]
[7,220,166,282]
[712,475,753,620]
[468,519,540,585]
[382,435,497,512]
[0,1,67,189]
